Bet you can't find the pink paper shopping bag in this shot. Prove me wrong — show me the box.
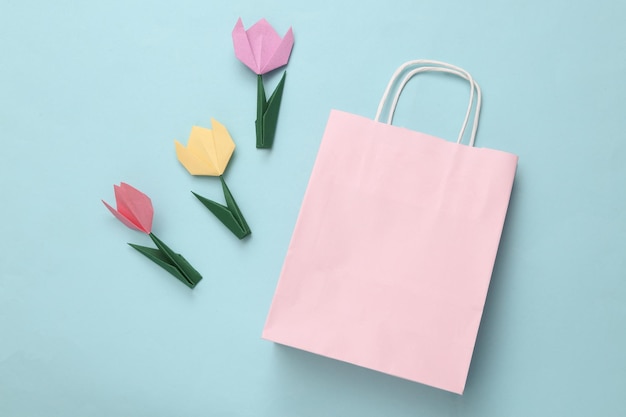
[263,60,518,394]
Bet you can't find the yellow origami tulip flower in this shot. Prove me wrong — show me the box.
[175,119,250,239]
[174,119,235,176]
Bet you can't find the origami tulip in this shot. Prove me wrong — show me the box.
[232,18,294,75]
[103,183,203,289]
[232,17,294,149]
[175,119,251,239]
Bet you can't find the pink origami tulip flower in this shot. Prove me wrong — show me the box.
[232,18,294,75]
[103,183,202,289]
[232,18,294,149]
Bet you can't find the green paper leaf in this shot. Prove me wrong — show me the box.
[129,243,188,285]
[129,241,201,289]
[148,233,203,288]
[255,72,286,149]
[220,176,251,238]
[192,191,250,239]
[260,71,286,149]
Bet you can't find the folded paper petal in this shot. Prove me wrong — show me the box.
[175,127,219,176]
[260,27,294,74]
[210,119,235,174]
[103,183,153,234]
[232,18,294,75]
[232,18,259,74]
[246,19,283,72]
[188,126,220,174]
[175,120,235,177]
[103,200,144,232]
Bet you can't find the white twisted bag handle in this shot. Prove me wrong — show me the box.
[375,60,482,147]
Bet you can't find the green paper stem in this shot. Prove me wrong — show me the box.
[129,233,203,289]
[255,71,286,149]
[256,74,267,148]
[192,175,251,239]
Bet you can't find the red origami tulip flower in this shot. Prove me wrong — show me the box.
[232,17,294,149]
[103,182,153,234]
[103,183,202,288]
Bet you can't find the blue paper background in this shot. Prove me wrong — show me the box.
[1,0,625,415]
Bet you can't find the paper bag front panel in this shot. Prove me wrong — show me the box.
[263,110,518,394]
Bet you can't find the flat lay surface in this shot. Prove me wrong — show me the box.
[1,0,625,416]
